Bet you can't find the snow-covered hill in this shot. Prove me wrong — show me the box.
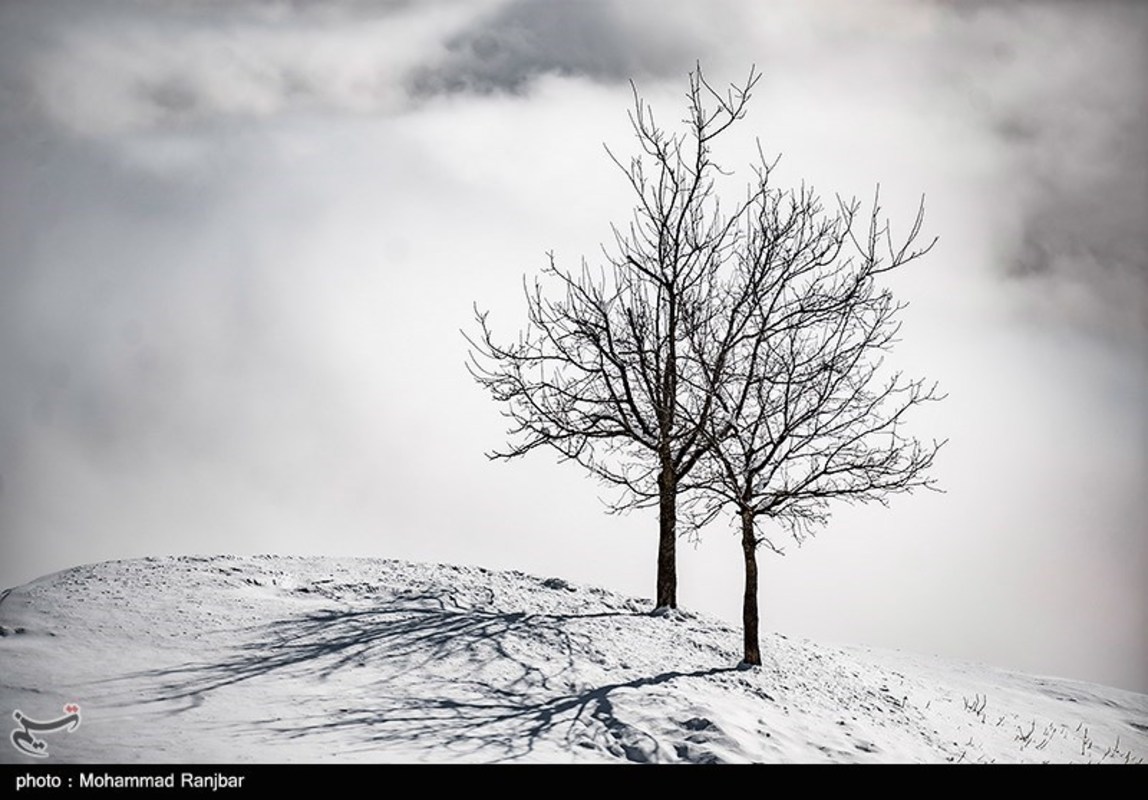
[0,555,1144,764]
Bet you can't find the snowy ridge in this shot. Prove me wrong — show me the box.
[1,555,1145,764]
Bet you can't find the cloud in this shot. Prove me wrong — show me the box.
[935,0,1148,342]
[2,0,504,136]
[406,0,738,94]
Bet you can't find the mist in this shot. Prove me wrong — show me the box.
[0,0,1144,691]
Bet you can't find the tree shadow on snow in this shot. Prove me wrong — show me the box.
[121,590,737,761]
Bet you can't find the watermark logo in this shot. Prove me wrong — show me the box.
[9,704,81,758]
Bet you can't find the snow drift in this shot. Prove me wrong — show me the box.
[1,555,1144,763]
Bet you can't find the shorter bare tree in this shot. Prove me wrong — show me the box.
[692,175,946,666]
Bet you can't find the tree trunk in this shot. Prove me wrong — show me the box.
[740,508,761,666]
[655,466,677,609]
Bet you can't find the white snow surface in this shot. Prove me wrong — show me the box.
[0,555,1144,764]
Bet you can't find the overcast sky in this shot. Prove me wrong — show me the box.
[1,0,1145,692]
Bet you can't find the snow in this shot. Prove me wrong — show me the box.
[1,555,1144,764]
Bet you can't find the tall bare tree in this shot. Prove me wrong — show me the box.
[692,176,946,665]
[466,66,766,609]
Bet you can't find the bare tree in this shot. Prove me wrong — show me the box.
[465,66,766,609]
[692,175,946,665]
